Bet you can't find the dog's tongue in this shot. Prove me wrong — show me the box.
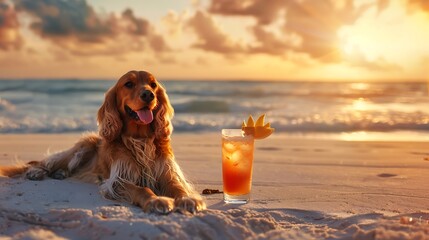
[136,109,153,124]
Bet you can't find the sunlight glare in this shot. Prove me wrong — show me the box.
[339,131,369,141]
[337,1,429,70]
[352,98,369,111]
[350,83,369,91]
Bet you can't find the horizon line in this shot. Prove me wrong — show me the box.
[0,78,428,83]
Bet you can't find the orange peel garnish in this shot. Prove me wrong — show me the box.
[242,114,274,139]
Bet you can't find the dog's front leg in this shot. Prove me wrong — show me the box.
[123,182,175,214]
[98,161,175,214]
[174,195,206,214]
[158,163,206,213]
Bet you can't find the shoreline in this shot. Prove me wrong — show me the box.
[2,129,429,141]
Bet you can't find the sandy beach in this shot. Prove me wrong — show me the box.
[0,133,428,239]
[2,0,429,238]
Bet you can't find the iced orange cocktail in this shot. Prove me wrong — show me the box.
[222,114,274,204]
[222,129,254,203]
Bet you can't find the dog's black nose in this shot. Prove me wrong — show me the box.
[140,90,155,103]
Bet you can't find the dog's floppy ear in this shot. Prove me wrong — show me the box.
[152,83,174,141]
[97,86,122,141]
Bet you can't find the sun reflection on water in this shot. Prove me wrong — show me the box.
[338,131,429,142]
[352,98,370,111]
[350,83,369,91]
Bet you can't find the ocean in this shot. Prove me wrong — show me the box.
[1,80,429,140]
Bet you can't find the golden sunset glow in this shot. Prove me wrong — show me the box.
[0,0,428,80]
[352,98,370,111]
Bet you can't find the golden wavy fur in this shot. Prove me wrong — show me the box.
[0,70,205,214]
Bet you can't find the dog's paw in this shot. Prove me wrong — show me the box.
[50,169,69,180]
[174,196,206,214]
[25,167,48,181]
[142,196,175,215]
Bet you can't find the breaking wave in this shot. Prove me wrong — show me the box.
[1,79,428,135]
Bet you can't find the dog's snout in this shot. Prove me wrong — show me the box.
[140,90,155,103]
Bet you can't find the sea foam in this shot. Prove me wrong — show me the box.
[0,80,428,135]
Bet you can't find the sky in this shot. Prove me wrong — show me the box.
[0,0,428,81]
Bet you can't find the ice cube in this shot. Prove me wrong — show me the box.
[231,150,250,172]
[240,143,253,155]
[231,150,243,164]
[222,147,231,160]
[223,142,236,153]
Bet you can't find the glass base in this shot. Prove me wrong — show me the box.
[224,193,250,204]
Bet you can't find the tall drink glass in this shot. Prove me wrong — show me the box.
[221,129,255,204]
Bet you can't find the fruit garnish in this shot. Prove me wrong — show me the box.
[255,114,265,126]
[246,115,255,127]
[242,114,274,139]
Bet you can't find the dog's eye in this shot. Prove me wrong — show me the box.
[150,82,157,89]
[124,81,135,89]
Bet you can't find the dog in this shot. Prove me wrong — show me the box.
[0,70,206,214]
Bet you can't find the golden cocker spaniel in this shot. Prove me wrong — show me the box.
[0,70,206,214]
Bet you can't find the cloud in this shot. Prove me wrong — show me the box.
[378,0,429,14]
[352,57,402,72]
[376,0,390,14]
[161,10,188,38]
[209,0,286,25]
[206,0,376,62]
[408,0,429,12]
[12,0,170,55]
[248,24,302,55]
[121,8,150,36]
[15,0,116,43]
[345,46,402,72]
[122,8,170,52]
[148,33,170,52]
[186,10,245,54]
[0,0,22,50]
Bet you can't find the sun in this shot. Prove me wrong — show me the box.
[337,1,429,73]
